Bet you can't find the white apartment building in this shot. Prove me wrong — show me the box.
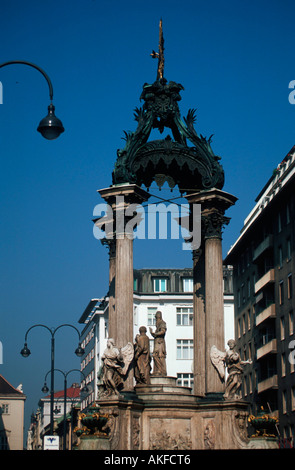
[78,267,234,409]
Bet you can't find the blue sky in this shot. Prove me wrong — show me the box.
[1,0,295,441]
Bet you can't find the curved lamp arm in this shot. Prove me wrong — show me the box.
[0,60,54,101]
[0,60,64,139]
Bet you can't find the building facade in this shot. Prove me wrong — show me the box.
[225,146,295,440]
[78,267,234,409]
[0,374,26,450]
[27,383,81,450]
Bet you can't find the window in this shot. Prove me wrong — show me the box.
[279,246,283,268]
[177,373,194,388]
[286,203,290,225]
[249,372,253,394]
[279,281,284,305]
[0,404,9,414]
[182,278,193,292]
[282,353,286,376]
[237,318,241,338]
[278,212,282,233]
[247,309,251,330]
[241,283,245,304]
[176,307,193,326]
[289,311,294,336]
[54,405,62,415]
[153,278,167,292]
[288,274,293,299]
[133,278,138,291]
[280,317,285,340]
[287,239,291,260]
[147,307,157,326]
[242,314,246,334]
[176,339,193,360]
[283,390,287,414]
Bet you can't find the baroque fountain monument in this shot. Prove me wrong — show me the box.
[75,21,278,451]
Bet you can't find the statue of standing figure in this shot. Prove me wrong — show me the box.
[149,311,167,376]
[134,326,151,384]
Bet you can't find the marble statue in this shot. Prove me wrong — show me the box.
[210,339,252,399]
[134,326,151,384]
[149,311,167,376]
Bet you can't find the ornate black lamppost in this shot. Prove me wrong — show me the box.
[0,60,64,139]
[20,324,84,435]
[42,368,88,450]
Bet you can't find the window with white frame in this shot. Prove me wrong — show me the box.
[182,278,193,292]
[176,339,193,360]
[176,307,193,326]
[153,278,167,292]
[147,307,158,326]
[0,403,9,414]
[177,373,194,388]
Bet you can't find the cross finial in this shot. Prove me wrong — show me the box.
[150,19,164,80]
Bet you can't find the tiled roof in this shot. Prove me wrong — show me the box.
[0,374,25,397]
[44,384,81,399]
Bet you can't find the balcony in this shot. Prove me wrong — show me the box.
[257,375,278,393]
[257,339,277,360]
[255,269,275,294]
[253,235,274,262]
[256,303,276,326]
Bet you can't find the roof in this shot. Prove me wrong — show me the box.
[43,383,81,400]
[78,298,104,324]
[0,374,26,397]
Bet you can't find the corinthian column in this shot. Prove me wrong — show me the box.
[186,189,237,397]
[98,184,150,391]
[203,209,229,394]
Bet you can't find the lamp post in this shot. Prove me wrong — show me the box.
[20,324,84,436]
[0,60,64,139]
[42,368,88,450]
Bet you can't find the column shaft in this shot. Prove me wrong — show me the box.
[115,236,134,349]
[192,248,206,397]
[108,241,116,339]
[205,236,225,394]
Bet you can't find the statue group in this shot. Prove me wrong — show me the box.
[99,311,250,400]
[99,311,167,398]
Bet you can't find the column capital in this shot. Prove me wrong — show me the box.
[101,238,116,259]
[185,188,237,241]
[97,183,150,239]
[202,210,230,240]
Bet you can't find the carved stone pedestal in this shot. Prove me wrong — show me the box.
[75,377,280,450]
[75,378,278,450]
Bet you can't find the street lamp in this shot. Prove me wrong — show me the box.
[20,323,84,435]
[0,60,64,139]
[42,368,89,450]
